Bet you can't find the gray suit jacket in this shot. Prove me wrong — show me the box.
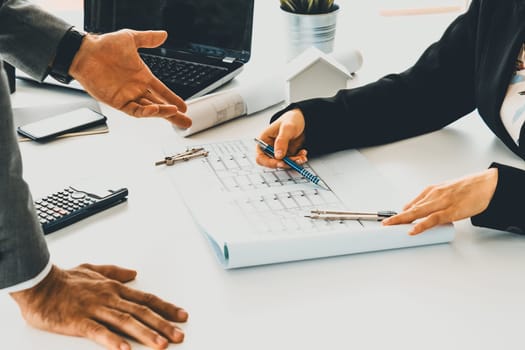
[0,0,70,289]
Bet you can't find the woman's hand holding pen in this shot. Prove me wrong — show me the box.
[255,109,308,168]
[256,109,499,237]
[383,168,499,235]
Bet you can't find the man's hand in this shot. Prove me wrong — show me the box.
[70,29,192,128]
[10,264,188,350]
[255,109,307,168]
[382,168,499,235]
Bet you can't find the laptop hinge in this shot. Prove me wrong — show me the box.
[222,57,236,64]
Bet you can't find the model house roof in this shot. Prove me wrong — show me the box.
[286,47,353,81]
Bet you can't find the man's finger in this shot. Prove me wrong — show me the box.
[136,101,179,118]
[81,264,137,283]
[164,111,192,128]
[120,286,189,323]
[122,101,161,118]
[141,92,167,106]
[80,318,130,350]
[115,299,185,344]
[151,79,187,112]
[131,30,168,49]
[94,308,169,349]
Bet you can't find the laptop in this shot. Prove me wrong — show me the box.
[84,0,255,100]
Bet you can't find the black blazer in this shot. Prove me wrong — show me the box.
[272,0,525,234]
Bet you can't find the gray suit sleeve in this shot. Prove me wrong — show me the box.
[0,0,72,289]
[0,67,50,289]
[0,0,71,80]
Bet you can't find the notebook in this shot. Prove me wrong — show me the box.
[163,139,455,269]
[84,0,255,100]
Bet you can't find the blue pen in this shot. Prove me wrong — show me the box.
[254,138,328,189]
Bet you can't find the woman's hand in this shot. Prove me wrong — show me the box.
[255,109,308,168]
[382,168,499,235]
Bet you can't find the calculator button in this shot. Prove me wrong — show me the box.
[71,192,86,199]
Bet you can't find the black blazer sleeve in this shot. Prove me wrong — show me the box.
[471,163,525,234]
[272,0,480,156]
[271,0,525,234]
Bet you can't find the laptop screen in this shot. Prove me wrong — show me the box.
[84,0,254,62]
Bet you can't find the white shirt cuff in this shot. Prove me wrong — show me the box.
[1,261,53,294]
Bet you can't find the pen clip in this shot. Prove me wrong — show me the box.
[306,209,397,221]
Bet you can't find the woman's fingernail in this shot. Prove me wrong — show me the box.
[120,343,130,350]
[275,150,283,158]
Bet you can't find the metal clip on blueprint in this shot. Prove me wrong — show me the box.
[155,147,209,166]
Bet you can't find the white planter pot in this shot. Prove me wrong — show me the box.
[282,4,340,61]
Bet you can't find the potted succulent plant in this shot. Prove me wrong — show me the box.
[280,0,340,60]
[280,0,336,14]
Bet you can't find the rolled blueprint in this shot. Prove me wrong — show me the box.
[332,47,363,75]
[174,47,363,137]
[174,73,286,137]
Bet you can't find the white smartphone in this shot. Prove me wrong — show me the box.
[17,107,107,142]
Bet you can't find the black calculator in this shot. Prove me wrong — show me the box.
[34,185,129,234]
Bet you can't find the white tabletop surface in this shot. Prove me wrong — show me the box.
[2,1,525,350]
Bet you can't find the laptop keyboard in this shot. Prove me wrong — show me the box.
[140,53,228,88]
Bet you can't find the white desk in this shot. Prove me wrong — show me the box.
[3,2,525,349]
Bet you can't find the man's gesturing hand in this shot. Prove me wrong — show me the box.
[10,264,188,350]
[70,29,192,128]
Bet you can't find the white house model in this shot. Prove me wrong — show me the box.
[285,47,353,104]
